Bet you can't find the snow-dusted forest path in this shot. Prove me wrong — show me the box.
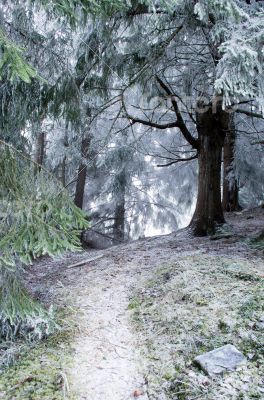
[64,232,193,399]
[67,254,148,400]
[29,207,264,400]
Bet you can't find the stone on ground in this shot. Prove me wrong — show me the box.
[194,344,246,376]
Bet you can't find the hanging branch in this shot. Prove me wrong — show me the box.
[155,76,199,150]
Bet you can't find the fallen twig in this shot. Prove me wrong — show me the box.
[67,255,105,269]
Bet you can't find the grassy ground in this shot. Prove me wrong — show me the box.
[0,309,76,400]
[129,255,264,399]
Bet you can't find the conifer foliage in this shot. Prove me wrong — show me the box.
[0,142,88,340]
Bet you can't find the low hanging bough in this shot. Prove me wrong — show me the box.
[0,259,56,342]
[0,141,89,341]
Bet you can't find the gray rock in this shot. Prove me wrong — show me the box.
[194,344,246,376]
[255,321,264,331]
[210,233,233,241]
[82,230,113,249]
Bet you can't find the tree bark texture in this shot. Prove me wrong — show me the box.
[190,103,230,235]
[74,136,90,210]
[222,116,241,212]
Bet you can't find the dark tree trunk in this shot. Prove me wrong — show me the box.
[35,132,46,171]
[190,103,230,236]
[74,137,90,209]
[113,172,126,243]
[222,117,241,212]
[61,156,67,187]
[113,199,125,243]
[61,123,69,187]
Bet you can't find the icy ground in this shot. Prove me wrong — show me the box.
[26,207,264,399]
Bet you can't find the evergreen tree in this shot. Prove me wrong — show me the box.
[78,0,264,235]
[0,142,88,340]
[0,1,88,341]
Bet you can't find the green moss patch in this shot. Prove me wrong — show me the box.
[0,312,75,399]
[250,230,264,250]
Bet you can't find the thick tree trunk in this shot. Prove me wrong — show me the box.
[222,117,241,212]
[190,134,225,235]
[190,104,230,236]
[74,137,90,210]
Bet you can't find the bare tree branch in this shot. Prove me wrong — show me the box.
[131,118,179,130]
[157,154,198,167]
[156,76,199,149]
[235,108,264,119]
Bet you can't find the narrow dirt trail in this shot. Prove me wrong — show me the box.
[63,232,181,399]
[68,258,148,400]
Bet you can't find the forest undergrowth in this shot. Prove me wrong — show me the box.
[0,208,263,399]
[0,303,78,399]
[130,256,264,399]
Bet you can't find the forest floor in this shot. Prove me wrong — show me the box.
[0,207,264,399]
